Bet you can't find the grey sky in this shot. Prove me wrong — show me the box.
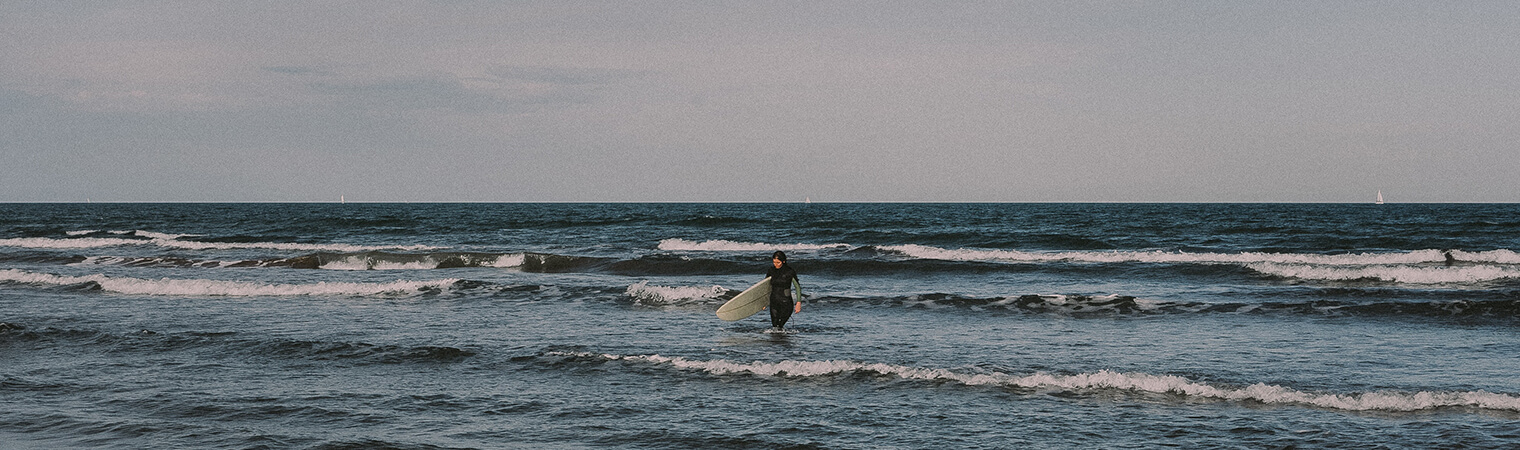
[2,2,1517,202]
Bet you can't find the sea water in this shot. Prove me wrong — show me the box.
[2,203,1518,448]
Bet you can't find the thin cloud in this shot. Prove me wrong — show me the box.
[261,66,333,76]
[488,65,648,86]
[304,67,650,114]
[308,75,570,113]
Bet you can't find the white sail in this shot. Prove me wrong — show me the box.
[1375,191,1384,204]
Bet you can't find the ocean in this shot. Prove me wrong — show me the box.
[2,202,1518,449]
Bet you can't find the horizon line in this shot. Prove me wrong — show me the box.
[2,200,1512,205]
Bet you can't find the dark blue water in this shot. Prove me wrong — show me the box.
[3,203,1519,448]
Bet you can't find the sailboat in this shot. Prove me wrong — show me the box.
[1375,191,1384,205]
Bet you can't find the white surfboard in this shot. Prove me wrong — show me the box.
[717,277,803,321]
[717,277,772,321]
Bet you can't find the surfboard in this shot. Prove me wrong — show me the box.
[717,277,772,321]
[717,277,803,321]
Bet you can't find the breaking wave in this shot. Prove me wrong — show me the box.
[296,252,606,272]
[877,245,1520,286]
[658,239,850,252]
[306,252,526,271]
[0,269,457,296]
[0,230,435,252]
[624,281,727,305]
[883,245,1520,266]
[62,252,604,273]
[871,292,1520,319]
[70,256,242,269]
[549,352,1520,413]
[1247,262,1520,284]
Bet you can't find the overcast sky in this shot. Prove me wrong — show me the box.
[2,2,1517,202]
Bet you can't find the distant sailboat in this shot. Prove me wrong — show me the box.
[1375,191,1384,205]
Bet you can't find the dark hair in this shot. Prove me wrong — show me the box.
[772,251,787,261]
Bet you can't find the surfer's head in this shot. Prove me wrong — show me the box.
[772,251,786,268]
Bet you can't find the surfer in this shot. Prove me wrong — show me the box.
[763,250,801,330]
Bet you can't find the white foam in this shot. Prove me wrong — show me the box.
[1453,249,1520,264]
[658,239,849,252]
[0,269,457,296]
[625,281,725,305]
[65,230,98,236]
[370,260,447,271]
[317,256,373,271]
[488,253,527,268]
[153,239,434,253]
[882,244,1466,266]
[65,255,253,269]
[71,256,119,266]
[1247,262,1520,284]
[309,253,526,270]
[129,230,199,240]
[0,235,146,249]
[317,255,438,271]
[0,231,435,252]
[551,352,1520,413]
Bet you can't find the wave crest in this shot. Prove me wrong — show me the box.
[311,252,526,271]
[1,230,435,252]
[549,352,1520,413]
[0,269,457,296]
[1248,262,1520,284]
[624,281,726,305]
[658,239,850,252]
[881,245,1504,266]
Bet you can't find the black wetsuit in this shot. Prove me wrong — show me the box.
[766,263,799,329]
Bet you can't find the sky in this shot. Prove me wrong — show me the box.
[2,2,1517,202]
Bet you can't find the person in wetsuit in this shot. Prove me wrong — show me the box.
[764,250,801,330]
